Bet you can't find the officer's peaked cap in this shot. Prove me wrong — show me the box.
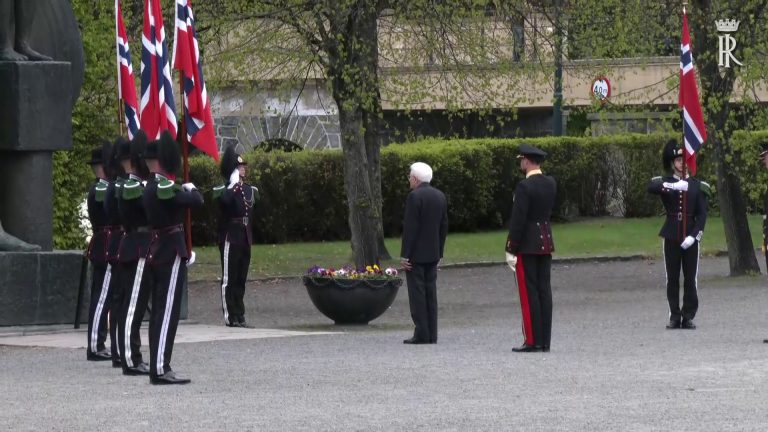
[759,141,768,158]
[517,144,547,161]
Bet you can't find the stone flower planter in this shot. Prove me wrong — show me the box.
[302,276,402,325]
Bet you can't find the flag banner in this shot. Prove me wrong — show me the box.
[679,12,707,175]
[116,0,140,139]
[140,0,177,140]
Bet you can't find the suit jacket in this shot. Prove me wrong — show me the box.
[647,176,708,242]
[143,174,204,265]
[505,172,557,255]
[215,182,257,246]
[400,183,448,264]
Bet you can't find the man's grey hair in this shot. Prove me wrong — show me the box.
[410,162,433,183]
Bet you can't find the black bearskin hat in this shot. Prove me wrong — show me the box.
[109,137,127,179]
[662,139,683,170]
[90,140,112,175]
[156,130,181,174]
[115,136,131,161]
[130,130,150,179]
[220,146,240,180]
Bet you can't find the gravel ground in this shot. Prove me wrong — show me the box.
[2,255,768,431]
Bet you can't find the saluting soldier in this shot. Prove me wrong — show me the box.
[105,139,127,367]
[505,144,556,353]
[85,141,115,361]
[647,139,709,330]
[214,147,259,328]
[116,130,152,375]
[142,131,204,385]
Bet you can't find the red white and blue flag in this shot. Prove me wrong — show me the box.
[172,0,219,161]
[140,0,177,140]
[679,11,707,175]
[115,0,140,139]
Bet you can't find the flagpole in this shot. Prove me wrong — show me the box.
[117,101,125,137]
[180,79,192,254]
[681,0,688,238]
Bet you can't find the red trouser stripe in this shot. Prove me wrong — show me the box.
[515,256,534,345]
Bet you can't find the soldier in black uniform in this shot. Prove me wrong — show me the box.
[105,139,127,367]
[214,147,259,328]
[85,141,114,361]
[116,131,152,375]
[647,139,709,330]
[142,131,204,385]
[505,144,556,353]
[758,143,768,344]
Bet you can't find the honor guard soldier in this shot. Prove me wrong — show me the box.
[758,143,768,344]
[86,141,115,361]
[647,139,709,330]
[116,131,152,375]
[142,131,204,385]
[505,144,556,353]
[214,147,259,328]
[105,139,127,367]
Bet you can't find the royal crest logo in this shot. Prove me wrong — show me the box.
[716,19,742,68]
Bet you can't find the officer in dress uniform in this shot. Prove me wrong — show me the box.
[86,141,114,361]
[647,139,709,330]
[142,131,204,385]
[105,139,127,367]
[213,147,259,328]
[505,144,556,353]
[116,131,152,375]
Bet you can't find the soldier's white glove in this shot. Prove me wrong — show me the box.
[505,252,517,271]
[141,180,147,187]
[663,180,688,191]
[227,169,240,189]
[187,251,196,266]
[181,182,197,191]
[681,236,696,250]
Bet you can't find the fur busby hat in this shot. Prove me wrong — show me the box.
[115,136,131,161]
[108,138,126,179]
[219,146,246,180]
[662,139,683,170]
[89,140,112,166]
[130,130,150,179]
[156,130,181,174]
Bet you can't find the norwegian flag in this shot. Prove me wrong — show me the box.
[679,12,707,175]
[116,0,140,139]
[172,0,219,161]
[140,0,177,140]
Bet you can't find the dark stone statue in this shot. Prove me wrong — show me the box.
[0,0,52,61]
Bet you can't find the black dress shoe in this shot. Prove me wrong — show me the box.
[512,344,543,352]
[150,370,191,385]
[666,319,681,329]
[403,337,429,344]
[542,346,550,352]
[226,322,241,328]
[112,359,122,368]
[239,320,255,329]
[123,362,150,376]
[681,319,696,329]
[763,339,768,344]
[87,349,112,361]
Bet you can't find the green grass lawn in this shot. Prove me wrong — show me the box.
[189,215,764,281]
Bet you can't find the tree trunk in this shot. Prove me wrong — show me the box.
[338,106,380,268]
[692,0,760,275]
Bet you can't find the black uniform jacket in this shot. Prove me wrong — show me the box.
[143,174,204,265]
[505,171,557,255]
[647,176,707,242]
[104,178,125,263]
[215,182,257,246]
[400,183,448,264]
[87,178,110,263]
[117,174,151,263]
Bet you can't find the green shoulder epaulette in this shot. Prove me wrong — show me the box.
[212,184,226,200]
[157,179,181,200]
[650,176,662,182]
[122,179,143,200]
[700,180,712,198]
[94,181,109,202]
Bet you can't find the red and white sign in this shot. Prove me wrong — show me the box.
[591,77,611,102]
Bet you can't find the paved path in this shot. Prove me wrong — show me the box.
[2,256,768,431]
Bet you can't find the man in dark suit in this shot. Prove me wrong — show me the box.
[506,144,557,353]
[647,139,708,330]
[401,162,448,345]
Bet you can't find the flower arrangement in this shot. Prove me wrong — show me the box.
[306,264,399,279]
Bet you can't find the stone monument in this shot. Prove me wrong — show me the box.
[0,0,88,326]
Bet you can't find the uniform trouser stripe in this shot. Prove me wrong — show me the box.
[91,264,112,353]
[123,258,146,368]
[157,256,181,376]
[515,257,534,346]
[220,241,231,325]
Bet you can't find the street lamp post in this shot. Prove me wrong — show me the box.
[552,0,564,136]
